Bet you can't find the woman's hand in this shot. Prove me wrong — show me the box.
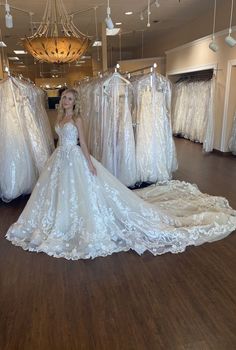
[88,162,97,176]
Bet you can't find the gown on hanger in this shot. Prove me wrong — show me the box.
[6,122,236,260]
[0,77,54,202]
[133,73,177,183]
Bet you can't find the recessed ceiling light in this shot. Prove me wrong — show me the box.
[14,50,27,54]
[78,60,86,63]
[8,56,19,61]
[0,41,7,47]
[115,22,122,25]
[81,55,91,59]
[125,11,133,15]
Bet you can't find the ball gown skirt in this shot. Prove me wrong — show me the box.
[6,123,236,260]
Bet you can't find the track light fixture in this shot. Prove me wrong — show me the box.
[105,0,114,29]
[140,0,160,25]
[225,29,236,47]
[225,0,236,47]
[209,37,218,52]
[5,1,13,28]
[147,0,151,27]
[209,0,218,52]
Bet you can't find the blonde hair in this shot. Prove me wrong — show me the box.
[57,88,80,123]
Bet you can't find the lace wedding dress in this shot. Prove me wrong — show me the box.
[133,73,177,183]
[172,79,215,152]
[6,122,236,260]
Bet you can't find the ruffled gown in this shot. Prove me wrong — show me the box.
[6,122,236,260]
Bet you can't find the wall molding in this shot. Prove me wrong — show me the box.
[165,26,236,55]
[221,59,236,151]
[119,56,165,63]
[166,63,218,77]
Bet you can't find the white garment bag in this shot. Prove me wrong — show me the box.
[172,77,215,152]
[101,73,137,186]
[133,72,178,183]
[0,77,54,201]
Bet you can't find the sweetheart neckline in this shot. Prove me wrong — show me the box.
[57,122,77,129]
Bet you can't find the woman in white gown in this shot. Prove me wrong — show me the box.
[6,89,236,260]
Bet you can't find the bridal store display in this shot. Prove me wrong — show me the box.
[0,77,54,202]
[172,76,215,152]
[77,71,178,186]
[6,121,236,260]
[229,112,236,155]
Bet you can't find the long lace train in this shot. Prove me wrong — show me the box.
[6,123,236,260]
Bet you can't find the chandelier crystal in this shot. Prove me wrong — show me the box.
[22,0,91,64]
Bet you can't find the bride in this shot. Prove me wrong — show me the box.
[6,89,236,260]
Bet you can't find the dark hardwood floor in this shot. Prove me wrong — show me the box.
[0,138,236,350]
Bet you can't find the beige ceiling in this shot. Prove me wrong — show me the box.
[0,0,228,65]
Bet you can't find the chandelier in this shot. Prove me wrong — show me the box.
[22,0,91,64]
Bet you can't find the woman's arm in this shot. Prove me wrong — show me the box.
[75,117,97,176]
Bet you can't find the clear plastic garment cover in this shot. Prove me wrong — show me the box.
[77,72,136,187]
[132,72,178,183]
[77,71,178,186]
[0,77,54,202]
[172,77,215,152]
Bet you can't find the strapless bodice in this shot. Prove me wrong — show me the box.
[55,123,78,147]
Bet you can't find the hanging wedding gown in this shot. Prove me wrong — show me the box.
[0,77,54,202]
[101,73,136,186]
[229,112,236,155]
[77,78,104,160]
[6,122,236,260]
[172,79,215,152]
[133,72,177,183]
